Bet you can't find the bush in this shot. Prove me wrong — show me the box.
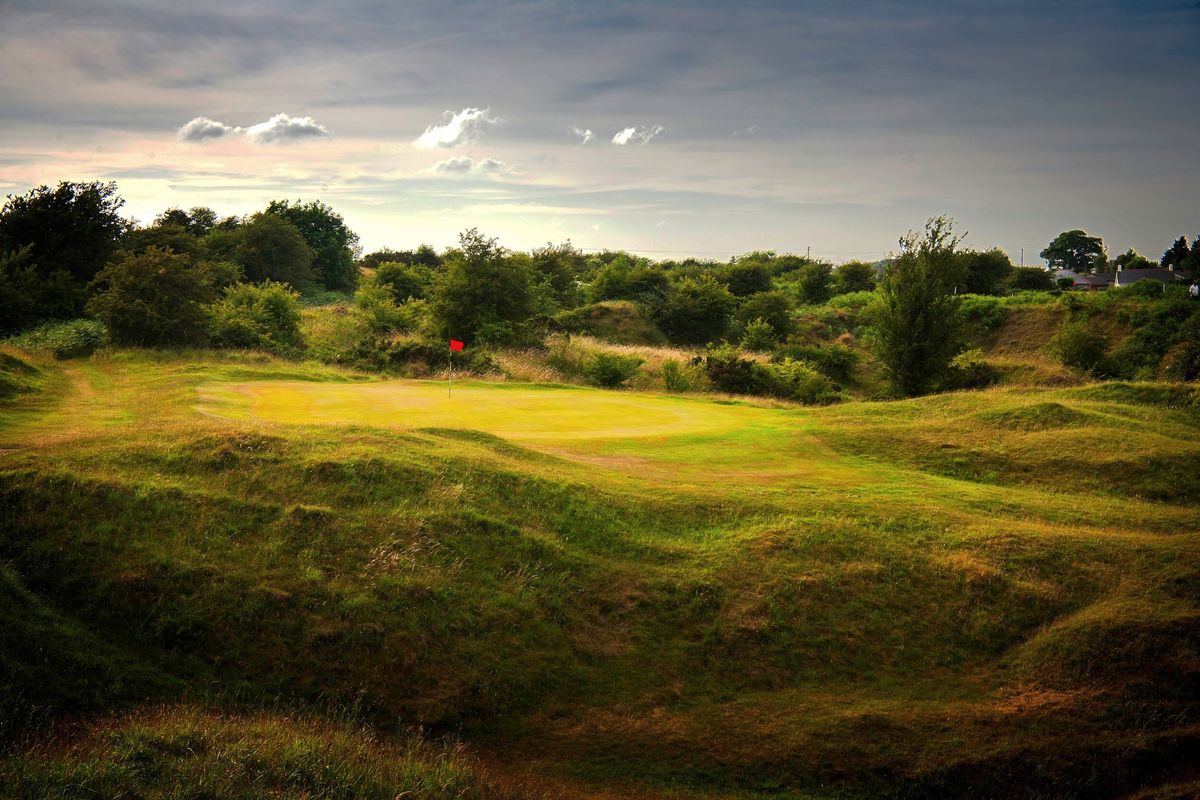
[354,279,423,335]
[740,318,778,351]
[794,262,834,305]
[582,351,643,388]
[9,319,109,359]
[826,290,876,310]
[351,335,499,375]
[733,291,793,339]
[941,348,1000,391]
[958,295,1005,332]
[207,282,304,356]
[772,342,858,382]
[1050,321,1108,373]
[85,247,214,346]
[374,261,430,302]
[761,358,840,404]
[660,359,707,393]
[652,276,735,345]
[704,344,762,394]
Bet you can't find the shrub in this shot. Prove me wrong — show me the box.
[351,335,498,375]
[733,291,794,339]
[941,348,1001,391]
[660,358,707,393]
[958,295,1005,332]
[85,247,214,346]
[826,290,876,311]
[772,342,858,382]
[354,279,422,335]
[9,319,109,359]
[704,344,762,394]
[740,318,778,352]
[761,358,839,404]
[794,261,834,305]
[582,351,643,388]
[1050,321,1108,373]
[652,276,735,345]
[207,281,304,355]
[374,261,430,302]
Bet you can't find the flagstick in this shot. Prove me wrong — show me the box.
[448,348,453,398]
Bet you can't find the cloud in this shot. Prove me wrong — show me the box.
[177,116,237,142]
[570,126,594,145]
[612,124,664,145]
[243,113,330,143]
[731,125,757,137]
[414,107,499,149]
[177,112,329,144]
[430,156,507,176]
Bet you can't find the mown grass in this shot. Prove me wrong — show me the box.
[1,346,1197,798]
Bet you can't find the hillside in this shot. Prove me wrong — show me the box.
[2,346,1198,798]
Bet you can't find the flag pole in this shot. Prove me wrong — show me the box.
[448,347,453,398]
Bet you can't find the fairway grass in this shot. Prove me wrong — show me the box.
[2,348,1198,799]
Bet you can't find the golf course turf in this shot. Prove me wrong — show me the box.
[2,348,1198,798]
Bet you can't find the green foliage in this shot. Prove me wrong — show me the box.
[659,358,707,393]
[1096,298,1198,379]
[7,319,109,359]
[958,294,1005,331]
[0,181,127,284]
[941,348,1000,391]
[85,247,214,347]
[1041,229,1106,273]
[207,282,304,356]
[959,248,1013,295]
[121,222,204,259]
[552,301,667,345]
[231,213,317,290]
[265,199,361,291]
[833,261,876,294]
[589,258,667,304]
[733,291,793,339]
[1113,248,1154,271]
[794,261,834,305]
[155,206,218,237]
[652,276,735,345]
[374,262,431,303]
[361,245,443,270]
[720,261,773,297]
[772,342,858,383]
[871,215,966,396]
[0,246,42,333]
[431,229,535,346]
[1006,266,1057,291]
[0,352,40,399]
[531,241,586,307]
[702,345,837,403]
[826,290,877,310]
[1161,236,1190,269]
[353,279,425,335]
[581,351,643,388]
[1050,321,1109,373]
[739,318,778,352]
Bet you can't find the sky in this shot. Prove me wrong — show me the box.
[0,0,1197,263]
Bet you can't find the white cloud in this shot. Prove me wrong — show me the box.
[244,113,330,143]
[177,116,237,142]
[612,125,665,145]
[414,107,499,149]
[570,126,594,145]
[732,125,757,137]
[430,156,507,176]
[177,113,330,144]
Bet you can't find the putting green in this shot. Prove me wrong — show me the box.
[195,379,802,443]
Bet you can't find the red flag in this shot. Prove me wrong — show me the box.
[449,339,464,352]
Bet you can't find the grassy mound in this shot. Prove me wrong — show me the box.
[1,350,1197,798]
[0,706,498,800]
[0,351,41,400]
[554,301,668,345]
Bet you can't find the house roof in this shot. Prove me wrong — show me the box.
[1113,268,1188,285]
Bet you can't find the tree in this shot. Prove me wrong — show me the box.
[652,276,735,345]
[265,199,360,290]
[0,246,40,333]
[871,215,966,396]
[833,261,876,294]
[720,261,773,297]
[794,261,834,305]
[155,206,218,237]
[85,247,214,346]
[0,180,128,318]
[1007,266,1056,291]
[733,291,793,339]
[531,241,586,307]
[232,213,316,289]
[374,262,430,303]
[1113,248,1153,271]
[431,229,534,345]
[122,222,204,259]
[1041,229,1105,273]
[1184,236,1200,274]
[959,248,1013,295]
[1162,236,1190,269]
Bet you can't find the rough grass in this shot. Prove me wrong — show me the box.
[1,349,1197,799]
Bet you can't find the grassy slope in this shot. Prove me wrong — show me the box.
[1,347,1198,798]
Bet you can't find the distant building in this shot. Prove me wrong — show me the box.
[1112,267,1190,287]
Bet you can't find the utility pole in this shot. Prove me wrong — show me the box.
[1020,247,1024,267]
[806,246,810,259]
